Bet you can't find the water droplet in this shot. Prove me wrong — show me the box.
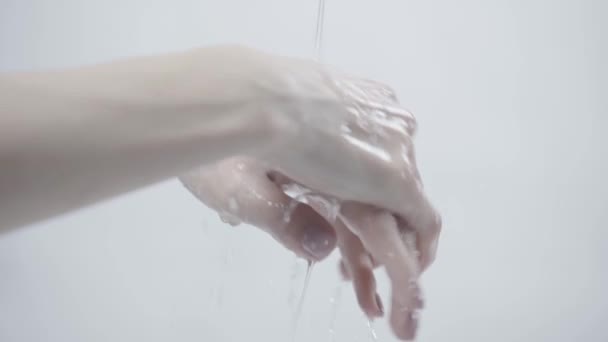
[343,134,392,162]
[411,309,421,322]
[340,123,352,134]
[366,319,379,341]
[282,183,312,199]
[219,211,241,226]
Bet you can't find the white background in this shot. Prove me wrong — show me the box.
[1,1,607,341]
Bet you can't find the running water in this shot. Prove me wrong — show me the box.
[287,258,303,310]
[288,3,329,341]
[314,0,326,61]
[283,185,340,342]
[283,183,341,342]
[290,260,316,342]
[366,319,379,341]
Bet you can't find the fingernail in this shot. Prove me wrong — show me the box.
[302,227,334,260]
[375,293,385,316]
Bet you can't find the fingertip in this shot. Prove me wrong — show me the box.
[404,312,420,341]
[360,292,384,319]
[273,203,337,261]
[391,308,420,341]
[418,222,441,271]
[389,277,424,340]
[301,224,337,261]
[348,256,382,319]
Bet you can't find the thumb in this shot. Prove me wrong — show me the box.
[231,173,337,261]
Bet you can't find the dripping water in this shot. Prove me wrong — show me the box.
[291,260,316,342]
[284,0,329,313]
[287,258,302,310]
[288,1,329,340]
[366,319,379,341]
[314,0,326,61]
[328,283,343,342]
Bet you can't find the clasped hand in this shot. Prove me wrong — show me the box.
[181,55,441,341]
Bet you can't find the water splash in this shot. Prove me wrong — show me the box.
[282,183,313,224]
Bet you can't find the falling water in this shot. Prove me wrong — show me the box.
[328,283,344,342]
[288,3,328,341]
[287,258,302,310]
[314,0,326,61]
[290,260,316,342]
[366,319,379,341]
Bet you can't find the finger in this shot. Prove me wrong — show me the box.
[340,203,423,341]
[414,208,441,271]
[399,180,442,271]
[335,220,383,318]
[397,203,441,272]
[199,159,337,261]
[339,256,381,280]
[269,173,383,317]
[397,144,442,272]
[233,170,337,262]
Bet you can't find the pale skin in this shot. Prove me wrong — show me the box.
[0,45,441,340]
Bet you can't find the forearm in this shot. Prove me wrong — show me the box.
[0,46,278,232]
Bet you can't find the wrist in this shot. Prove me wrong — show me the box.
[100,45,285,160]
[147,45,288,160]
[173,45,302,161]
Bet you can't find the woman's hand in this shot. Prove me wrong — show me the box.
[266,173,435,341]
[181,54,441,340]
[180,157,337,261]
[181,158,438,340]
[0,40,439,341]
[248,53,441,271]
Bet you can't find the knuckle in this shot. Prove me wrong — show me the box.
[430,212,442,234]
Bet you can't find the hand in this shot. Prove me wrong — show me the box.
[181,161,437,340]
[252,55,441,271]
[268,174,433,341]
[336,204,427,341]
[181,53,441,341]
[180,157,338,261]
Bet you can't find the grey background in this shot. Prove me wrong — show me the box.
[1,0,606,341]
